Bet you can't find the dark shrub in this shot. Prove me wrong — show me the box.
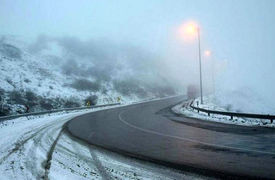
[64,98,80,108]
[113,80,148,98]
[24,79,31,83]
[71,79,101,91]
[53,97,65,109]
[25,91,38,107]
[101,87,108,94]
[84,95,98,106]
[25,91,37,101]
[37,68,51,77]
[0,105,10,116]
[0,88,4,102]
[9,90,25,104]
[62,59,83,76]
[86,66,112,82]
[39,99,54,110]
[152,86,176,98]
[225,104,232,111]
[6,78,16,88]
[0,43,22,59]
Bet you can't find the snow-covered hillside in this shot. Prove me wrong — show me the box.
[0,38,119,115]
[0,36,177,116]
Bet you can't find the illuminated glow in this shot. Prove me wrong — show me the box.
[178,21,199,42]
[186,24,197,34]
[204,50,211,57]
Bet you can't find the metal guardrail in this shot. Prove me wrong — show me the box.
[0,103,121,122]
[189,101,274,123]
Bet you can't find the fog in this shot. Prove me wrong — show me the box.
[27,35,180,98]
[1,0,275,112]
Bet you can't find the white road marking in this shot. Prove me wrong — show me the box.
[118,110,275,156]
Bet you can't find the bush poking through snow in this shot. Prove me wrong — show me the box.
[9,90,25,105]
[0,43,22,59]
[39,99,54,110]
[64,98,81,108]
[70,79,101,91]
[24,79,31,83]
[84,95,98,106]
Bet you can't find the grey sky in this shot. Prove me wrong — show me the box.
[1,0,275,109]
[1,0,274,66]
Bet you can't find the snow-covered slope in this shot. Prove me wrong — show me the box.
[0,40,119,115]
[0,36,177,115]
[0,43,84,98]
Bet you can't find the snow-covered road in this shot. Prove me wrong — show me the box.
[0,107,205,180]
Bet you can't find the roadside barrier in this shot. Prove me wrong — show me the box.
[0,103,121,122]
[189,100,274,124]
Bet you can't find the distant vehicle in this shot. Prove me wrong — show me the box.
[187,85,198,99]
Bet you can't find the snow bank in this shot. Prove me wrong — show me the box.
[173,96,275,128]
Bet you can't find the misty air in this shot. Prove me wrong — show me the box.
[1,0,275,179]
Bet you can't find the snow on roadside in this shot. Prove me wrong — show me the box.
[172,96,275,128]
[0,106,119,180]
[0,108,96,179]
[0,104,206,180]
[50,131,203,180]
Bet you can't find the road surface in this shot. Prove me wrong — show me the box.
[66,96,275,179]
[1,106,200,180]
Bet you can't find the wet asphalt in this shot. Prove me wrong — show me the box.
[66,96,275,179]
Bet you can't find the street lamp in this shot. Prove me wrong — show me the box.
[204,50,211,57]
[185,23,204,104]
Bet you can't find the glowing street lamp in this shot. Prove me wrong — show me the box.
[185,22,204,104]
[186,24,197,34]
[204,50,211,57]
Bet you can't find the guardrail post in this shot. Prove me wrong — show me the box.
[188,100,275,123]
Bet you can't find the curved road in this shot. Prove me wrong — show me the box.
[66,96,275,179]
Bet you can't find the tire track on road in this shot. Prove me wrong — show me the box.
[43,128,64,180]
[0,125,49,165]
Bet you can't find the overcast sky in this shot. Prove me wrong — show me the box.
[1,0,274,75]
[1,0,275,110]
[1,0,275,53]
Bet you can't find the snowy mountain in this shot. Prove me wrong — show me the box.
[0,36,177,116]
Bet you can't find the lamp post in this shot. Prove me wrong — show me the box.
[197,27,203,104]
[182,22,204,104]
